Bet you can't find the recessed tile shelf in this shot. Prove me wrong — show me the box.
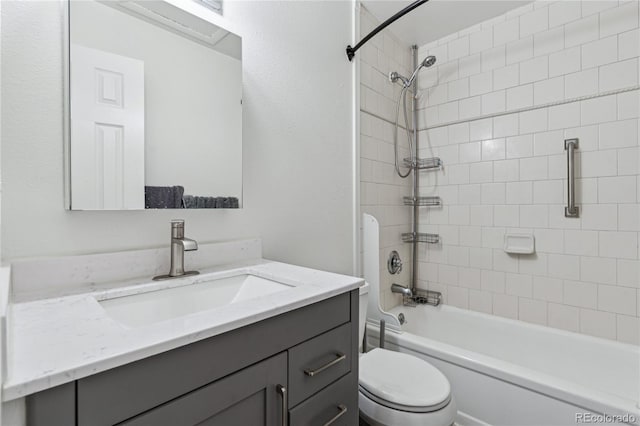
[402,232,440,244]
[504,233,535,254]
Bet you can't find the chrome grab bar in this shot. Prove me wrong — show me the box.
[564,138,579,218]
[304,353,346,377]
[322,404,348,426]
[277,384,287,426]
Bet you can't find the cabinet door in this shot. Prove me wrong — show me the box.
[120,352,287,426]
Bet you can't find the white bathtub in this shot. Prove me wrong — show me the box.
[366,304,640,426]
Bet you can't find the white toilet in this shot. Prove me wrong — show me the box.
[357,282,457,426]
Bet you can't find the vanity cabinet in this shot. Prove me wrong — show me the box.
[26,290,359,426]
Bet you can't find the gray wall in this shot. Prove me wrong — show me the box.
[1,1,355,275]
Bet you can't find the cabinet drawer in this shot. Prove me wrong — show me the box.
[289,373,357,426]
[288,323,351,407]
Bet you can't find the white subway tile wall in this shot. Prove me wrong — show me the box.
[403,0,639,344]
[359,6,414,310]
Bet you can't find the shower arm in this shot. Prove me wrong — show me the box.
[346,0,429,62]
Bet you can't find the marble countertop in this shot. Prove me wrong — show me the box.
[3,259,363,401]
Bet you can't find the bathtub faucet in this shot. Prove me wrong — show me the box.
[391,283,413,297]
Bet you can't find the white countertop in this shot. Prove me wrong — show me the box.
[3,259,363,401]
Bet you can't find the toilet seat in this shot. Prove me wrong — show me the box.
[358,389,457,426]
[359,385,451,413]
[359,348,451,412]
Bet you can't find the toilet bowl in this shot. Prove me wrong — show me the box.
[358,282,456,426]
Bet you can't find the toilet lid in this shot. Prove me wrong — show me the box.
[359,348,451,410]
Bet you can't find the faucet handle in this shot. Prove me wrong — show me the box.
[171,219,185,238]
[387,250,403,275]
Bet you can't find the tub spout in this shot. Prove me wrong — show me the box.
[391,283,413,297]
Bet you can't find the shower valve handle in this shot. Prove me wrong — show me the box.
[388,251,403,275]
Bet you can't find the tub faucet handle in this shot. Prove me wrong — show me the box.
[388,251,403,275]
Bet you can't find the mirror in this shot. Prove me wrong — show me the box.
[66,0,242,210]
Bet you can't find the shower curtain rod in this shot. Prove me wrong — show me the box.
[346,0,429,62]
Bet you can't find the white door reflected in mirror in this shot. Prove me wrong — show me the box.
[71,45,145,210]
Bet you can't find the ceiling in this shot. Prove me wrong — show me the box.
[362,0,533,46]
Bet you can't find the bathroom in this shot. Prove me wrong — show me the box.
[0,0,638,425]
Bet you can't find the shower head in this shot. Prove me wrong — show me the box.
[407,55,437,86]
[389,55,437,88]
[422,55,437,67]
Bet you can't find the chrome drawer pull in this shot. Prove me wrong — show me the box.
[277,384,288,426]
[323,404,347,426]
[304,353,346,377]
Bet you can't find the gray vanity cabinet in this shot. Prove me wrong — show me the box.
[26,290,359,426]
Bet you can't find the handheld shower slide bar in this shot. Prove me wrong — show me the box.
[390,54,437,178]
[346,0,429,61]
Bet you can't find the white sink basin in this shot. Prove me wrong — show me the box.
[99,274,293,327]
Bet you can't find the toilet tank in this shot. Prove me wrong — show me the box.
[358,282,370,350]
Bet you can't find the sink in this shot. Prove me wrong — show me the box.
[99,274,293,327]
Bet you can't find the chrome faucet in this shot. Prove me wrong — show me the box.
[391,283,413,297]
[153,219,199,281]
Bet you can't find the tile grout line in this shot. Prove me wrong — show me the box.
[360,108,409,130]
[420,85,640,131]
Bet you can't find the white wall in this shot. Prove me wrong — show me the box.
[359,6,414,310]
[71,0,242,198]
[0,1,3,418]
[413,0,639,344]
[1,1,355,276]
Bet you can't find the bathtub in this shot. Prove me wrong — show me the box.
[365,304,640,426]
